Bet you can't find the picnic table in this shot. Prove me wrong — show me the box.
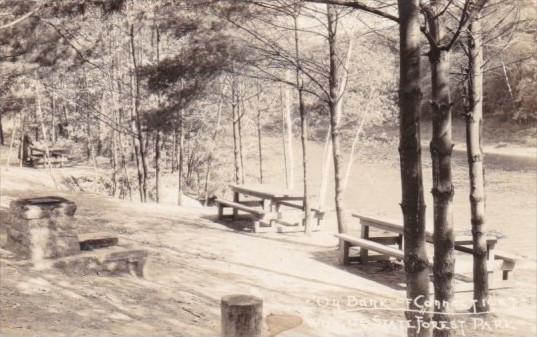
[29,147,71,167]
[215,184,324,233]
[230,184,304,214]
[336,213,518,282]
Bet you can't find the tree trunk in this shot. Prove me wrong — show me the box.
[178,106,184,206]
[231,77,241,185]
[292,10,311,233]
[5,110,20,168]
[255,81,263,184]
[326,4,348,234]
[155,130,161,203]
[280,84,288,188]
[318,126,332,210]
[50,76,56,144]
[130,23,148,202]
[154,24,161,204]
[238,95,246,184]
[343,89,374,189]
[427,2,455,334]
[0,109,4,146]
[466,12,489,313]
[284,71,295,190]
[205,99,223,205]
[111,107,118,197]
[397,1,431,336]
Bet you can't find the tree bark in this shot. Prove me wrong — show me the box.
[231,76,241,185]
[284,70,295,190]
[292,9,312,233]
[238,94,246,184]
[280,84,289,188]
[205,99,223,205]
[154,24,161,203]
[397,1,431,336]
[426,1,455,334]
[326,4,348,234]
[466,12,489,313]
[318,126,332,209]
[0,108,4,146]
[130,23,148,202]
[255,81,264,184]
[177,106,184,205]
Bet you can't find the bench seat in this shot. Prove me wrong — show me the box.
[336,233,404,265]
[215,198,275,233]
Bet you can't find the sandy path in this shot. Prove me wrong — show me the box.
[0,166,535,336]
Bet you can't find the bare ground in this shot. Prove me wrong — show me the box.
[0,163,536,337]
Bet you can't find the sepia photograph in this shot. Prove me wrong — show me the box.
[0,0,535,336]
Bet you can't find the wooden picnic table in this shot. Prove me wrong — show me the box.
[29,147,71,167]
[217,184,324,233]
[229,184,304,215]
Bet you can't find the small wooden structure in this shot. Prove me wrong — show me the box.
[28,147,71,167]
[337,213,517,281]
[221,294,263,337]
[216,184,324,232]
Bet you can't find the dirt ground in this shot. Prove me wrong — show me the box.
[0,161,536,337]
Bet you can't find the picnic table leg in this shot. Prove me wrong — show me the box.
[274,201,282,219]
[359,224,370,264]
[218,203,224,220]
[486,242,496,274]
[232,192,239,220]
[338,239,351,265]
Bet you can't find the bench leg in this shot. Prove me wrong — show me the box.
[359,224,369,264]
[338,239,351,266]
[274,202,282,219]
[218,204,224,219]
[232,192,239,220]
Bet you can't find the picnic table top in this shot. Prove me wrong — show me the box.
[229,184,303,200]
[30,147,70,154]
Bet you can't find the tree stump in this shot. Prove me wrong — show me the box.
[221,294,263,337]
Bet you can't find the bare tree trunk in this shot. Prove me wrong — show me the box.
[50,76,56,144]
[0,109,4,146]
[130,71,143,202]
[255,81,264,184]
[397,1,431,336]
[155,131,161,202]
[238,94,246,184]
[130,23,148,202]
[4,110,20,168]
[280,84,288,188]
[292,9,311,233]
[327,5,348,234]
[284,70,295,190]
[466,12,489,313]
[342,89,374,189]
[35,76,57,188]
[231,77,241,185]
[172,127,178,172]
[154,24,161,203]
[19,108,27,167]
[177,106,184,205]
[318,126,332,209]
[427,1,455,334]
[111,106,118,197]
[205,99,223,205]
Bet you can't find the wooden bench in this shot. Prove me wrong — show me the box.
[336,233,404,265]
[494,250,518,280]
[215,198,274,232]
[351,213,517,280]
